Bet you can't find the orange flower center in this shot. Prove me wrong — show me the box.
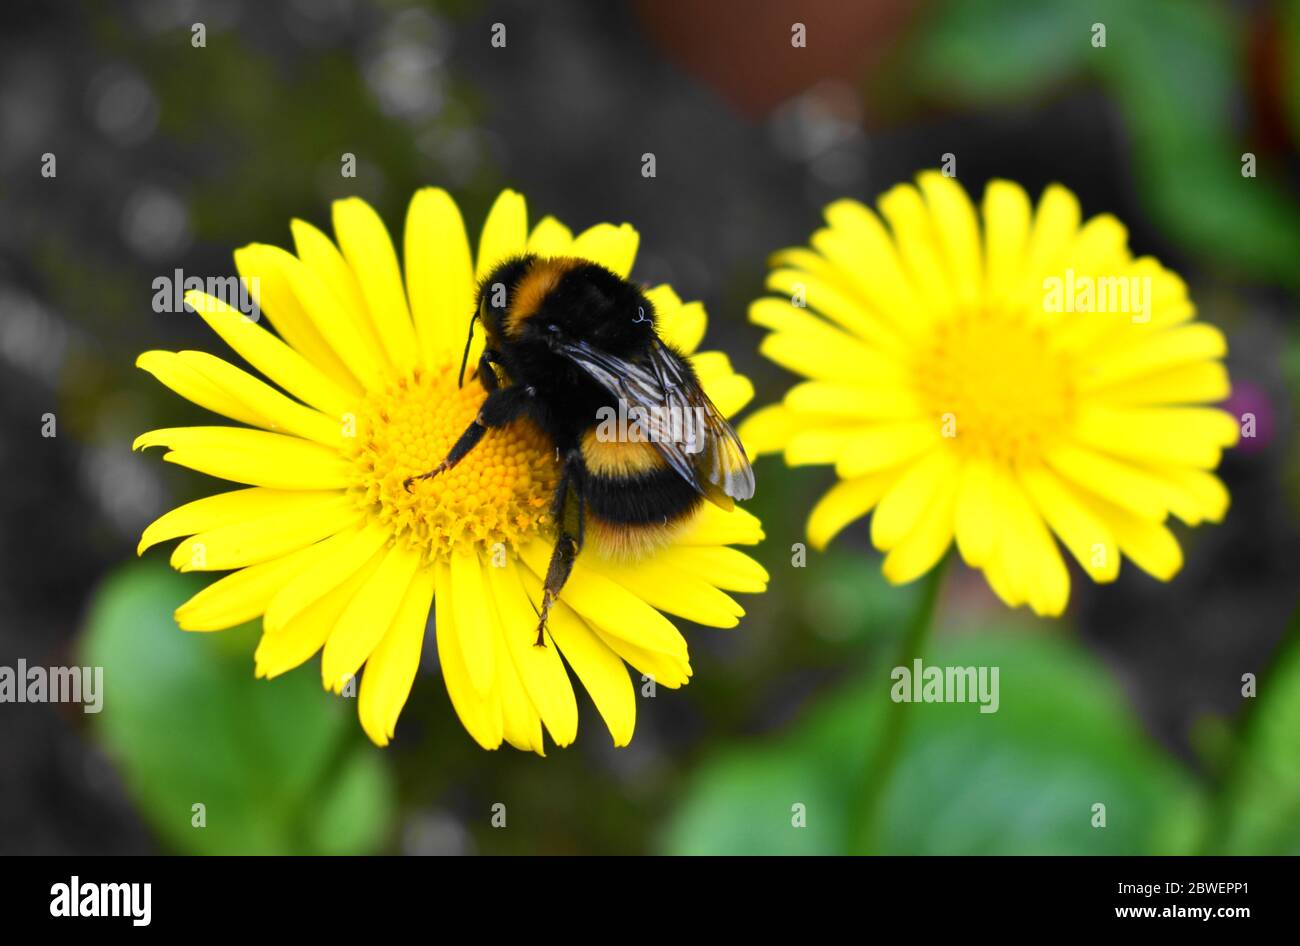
[346,365,558,558]
[915,309,1076,464]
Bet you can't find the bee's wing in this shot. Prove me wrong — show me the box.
[552,337,755,509]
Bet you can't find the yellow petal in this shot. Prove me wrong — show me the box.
[359,565,434,746]
[1148,466,1230,524]
[758,330,889,386]
[870,448,957,552]
[982,540,1025,610]
[821,198,929,341]
[737,404,799,455]
[177,350,342,446]
[333,197,418,376]
[1018,464,1118,582]
[322,542,423,692]
[590,624,692,689]
[433,559,503,749]
[992,478,1070,617]
[1065,213,1130,278]
[134,426,351,490]
[404,187,476,367]
[475,189,528,281]
[785,380,924,421]
[136,351,273,431]
[693,354,754,417]
[449,547,496,694]
[268,246,389,390]
[1077,493,1184,582]
[487,601,545,754]
[170,492,361,572]
[750,298,905,382]
[184,290,356,419]
[917,170,982,310]
[882,465,957,585]
[1081,324,1227,392]
[526,215,574,256]
[587,554,744,627]
[836,421,940,478]
[263,522,390,632]
[254,545,385,679]
[1072,405,1237,468]
[516,537,688,659]
[766,267,905,354]
[1023,184,1081,286]
[174,539,340,631]
[1093,361,1230,405]
[1045,441,1179,520]
[290,218,373,345]
[673,503,765,547]
[807,472,891,549]
[233,243,360,392]
[768,244,843,281]
[953,455,998,567]
[488,560,578,747]
[571,222,639,278]
[649,284,705,354]
[139,486,324,555]
[981,179,1032,306]
[878,181,953,318]
[657,545,769,593]
[516,564,634,747]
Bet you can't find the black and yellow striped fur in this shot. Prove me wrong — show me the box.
[405,254,753,646]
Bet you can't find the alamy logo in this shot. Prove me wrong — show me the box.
[50,877,151,926]
[1042,268,1151,323]
[890,659,999,714]
[594,399,708,453]
[152,269,260,321]
[0,661,103,713]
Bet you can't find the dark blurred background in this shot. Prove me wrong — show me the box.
[2,0,1298,855]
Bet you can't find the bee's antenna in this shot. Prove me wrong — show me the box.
[457,311,478,389]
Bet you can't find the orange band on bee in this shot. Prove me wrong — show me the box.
[580,429,666,477]
[504,256,582,339]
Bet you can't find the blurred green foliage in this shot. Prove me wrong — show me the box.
[81,562,394,855]
[662,626,1205,855]
[1207,608,1300,855]
[79,558,1300,856]
[893,0,1300,291]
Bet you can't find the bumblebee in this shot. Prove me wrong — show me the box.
[405,254,755,646]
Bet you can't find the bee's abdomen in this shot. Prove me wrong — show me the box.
[584,466,701,525]
[581,433,702,559]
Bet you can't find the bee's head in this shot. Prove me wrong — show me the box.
[460,257,535,387]
[535,262,655,358]
[476,257,534,344]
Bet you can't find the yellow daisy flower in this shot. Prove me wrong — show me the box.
[133,188,767,751]
[741,171,1236,616]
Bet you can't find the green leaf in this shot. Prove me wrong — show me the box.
[901,0,1094,101]
[801,551,920,645]
[1096,0,1300,290]
[80,561,395,854]
[313,749,395,855]
[661,628,1204,855]
[895,0,1300,290]
[1209,612,1300,855]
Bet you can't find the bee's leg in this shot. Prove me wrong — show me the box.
[535,450,586,647]
[475,349,499,392]
[403,384,530,490]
